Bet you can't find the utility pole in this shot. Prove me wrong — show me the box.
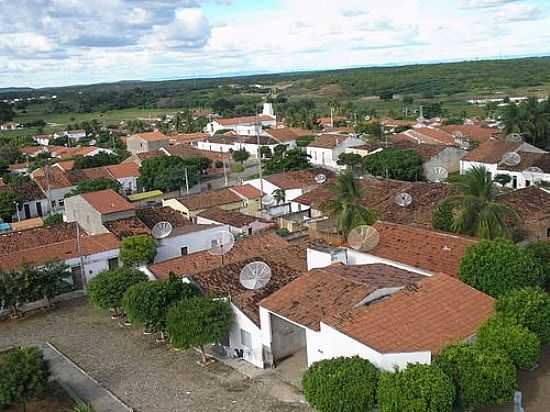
[255,113,265,210]
[13,201,21,222]
[222,157,228,187]
[330,107,334,129]
[184,168,189,194]
[75,223,87,291]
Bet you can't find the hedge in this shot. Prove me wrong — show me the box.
[87,267,148,312]
[302,356,379,412]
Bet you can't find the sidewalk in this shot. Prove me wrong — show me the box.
[33,342,134,412]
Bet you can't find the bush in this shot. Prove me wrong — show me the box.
[214,160,224,168]
[119,235,157,267]
[432,200,454,232]
[377,363,454,412]
[526,241,550,285]
[302,356,379,412]
[87,268,148,313]
[476,316,540,369]
[496,287,550,344]
[0,347,50,409]
[275,228,290,237]
[122,274,198,333]
[43,213,63,226]
[362,148,423,181]
[459,239,544,297]
[435,343,516,410]
[167,296,233,363]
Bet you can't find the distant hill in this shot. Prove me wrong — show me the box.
[0,87,34,94]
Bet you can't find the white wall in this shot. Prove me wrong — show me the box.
[153,225,231,263]
[117,176,138,194]
[66,248,120,283]
[14,198,49,221]
[227,304,264,368]
[307,147,337,168]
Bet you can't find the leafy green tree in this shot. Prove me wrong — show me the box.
[362,149,423,181]
[232,148,250,165]
[139,156,200,192]
[166,296,233,364]
[322,172,377,236]
[432,200,454,232]
[445,166,519,239]
[119,235,157,267]
[0,102,16,123]
[122,274,198,337]
[476,316,540,369]
[493,173,512,187]
[0,190,21,221]
[87,267,148,314]
[354,121,384,138]
[259,145,273,158]
[263,148,311,175]
[459,239,544,297]
[525,241,550,285]
[295,136,315,147]
[377,363,455,412]
[30,260,70,308]
[435,343,516,411]
[302,356,379,412]
[496,287,550,344]
[73,152,121,169]
[66,178,121,198]
[0,347,50,411]
[272,188,286,204]
[43,213,63,226]
[0,271,29,318]
[337,153,363,174]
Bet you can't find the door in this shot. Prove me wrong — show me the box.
[36,202,43,217]
[24,204,31,219]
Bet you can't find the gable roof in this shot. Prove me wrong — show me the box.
[266,127,313,142]
[150,233,291,280]
[81,189,135,214]
[498,151,550,173]
[441,124,501,144]
[229,184,263,199]
[176,188,242,211]
[0,223,80,256]
[264,168,335,190]
[169,133,209,145]
[498,186,550,221]
[106,162,140,178]
[189,257,302,325]
[198,208,264,227]
[130,131,169,142]
[463,140,521,163]
[308,134,351,149]
[368,221,478,277]
[400,127,455,145]
[216,114,274,126]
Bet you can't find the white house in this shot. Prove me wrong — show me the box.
[33,134,53,146]
[306,134,365,169]
[66,129,87,141]
[206,103,276,136]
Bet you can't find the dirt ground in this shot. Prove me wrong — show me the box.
[0,299,309,412]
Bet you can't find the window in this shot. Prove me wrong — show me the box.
[526,180,531,187]
[108,257,119,271]
[211,239,218,248]
[181,246,188,256]
[240,329,252,348]
[59,199,64,207]
[547,228,550,238]
[512,176,518,189]
[51,200,57,208]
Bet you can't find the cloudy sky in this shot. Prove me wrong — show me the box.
[1,0,549,88]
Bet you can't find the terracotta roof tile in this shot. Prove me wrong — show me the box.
[198,208,264,227]
[498,187,550,221]
[0,223,81,256]
[81,189,135,214]
[131,131,169,142]
[463,140,521,163]
[266,128,313,142]
[136,207,191,229]
[176,188,243,211]
[104,217,151,238]
[265,168,335,190]
[308,134,350,149]
[441,124,501,144]
[106,162,140,178]
[229,184,263,199]
[498,151,550,173]
[169,133,209,145]
[216,115,274,126]
[401,127,455,145]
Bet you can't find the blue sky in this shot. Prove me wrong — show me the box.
[1,0,549,88]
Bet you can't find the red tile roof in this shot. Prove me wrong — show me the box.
[81,189,135,214]
[463,140,521,163]
[0,223,81,256]
[176,188,243,211]
[106,162,140,178]
[266,128,314,142]
[216,115,274,126]
[198,208,264,227]
[131,131,169,142]
[265,168,335,190]
[400,127,455,145]
[169,133,209,145]
[308,134,350,149]
[229,184,263,199]
[498,151,550,173]
[498,187,550,221]
[441,124,501,144]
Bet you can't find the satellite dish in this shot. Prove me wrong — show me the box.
[152,221,173,239]
[427,166,449,183]
[347,225,380,252]
[315,174,327,184]
[209,231,235,256]
[262,194,276,207]
[394,192,413,207]
[526,166,543,174]
[502,152,521,167]
[505,133,523,144]
[452,131,464,139]
[240,261,272,290]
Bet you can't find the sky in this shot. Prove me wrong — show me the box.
[1,0,549,88]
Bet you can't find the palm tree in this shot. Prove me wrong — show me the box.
[322,172,377,237]
[446,166,519,239]
[272,188,286,204]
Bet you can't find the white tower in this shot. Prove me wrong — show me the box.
[263,102,274,117]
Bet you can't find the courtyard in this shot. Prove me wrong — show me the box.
[0,298,310,412]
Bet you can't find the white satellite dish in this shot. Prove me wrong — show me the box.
[526,166,543,174]
[427,166,449,183]
[262,194,276,207]
[240,261,272,290]
[347,225,380,252]
[394,192,413,207]
[315,174,327,184]
[502,152,521,167]
[209,231,235,256]
[152,221,173,239]
[505,133,523,144]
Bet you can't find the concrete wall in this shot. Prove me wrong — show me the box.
[66,249,120,283]
[65,196,107,235]
[269,313,307,362]
[101,210,135,224]
[425,147,467,175]
[117,176,138,194]
[14,198,49,221]
[127,136,169,155]
[227,304,264,368]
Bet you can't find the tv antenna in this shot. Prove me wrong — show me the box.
[427,166,449,183]
[209,231,235,265]
[394,192,413,207]
[239,261,272,290]
[347,225,380,252]
[502,152,521,167]
[152,221,173,240]
[315,174,327,184]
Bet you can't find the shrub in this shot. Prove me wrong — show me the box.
[432,200,454,232]
[167,296,233,363]
[377,363,454,412]
[214,160,224,168]
[43,213,63,226]
[0,347,50,410]
[302,356,379,412]
[122,274,198,333]
[275,228,290,237]
[119,235,157,267]
[459,239,544,297]
[87,268,148,313]
[476,316,541,369]
[496,287,550,344]
[435,343,516,410]
[526,241,550,285]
